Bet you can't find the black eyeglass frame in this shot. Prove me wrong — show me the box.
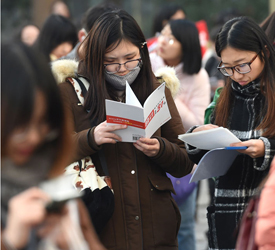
[104,58,142,75]
[217,52,260,76]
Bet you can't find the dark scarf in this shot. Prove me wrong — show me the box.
[231,78,261,97]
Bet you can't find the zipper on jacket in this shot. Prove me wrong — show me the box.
[133,147,144,250]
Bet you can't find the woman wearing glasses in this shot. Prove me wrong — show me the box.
[55,9,193,250]
[150,19,210,250]
[186,17,275,249]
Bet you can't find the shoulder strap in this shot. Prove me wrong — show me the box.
[68,76,109,176]
[74,77,88,99]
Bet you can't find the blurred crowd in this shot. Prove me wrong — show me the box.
[1,1,275,250]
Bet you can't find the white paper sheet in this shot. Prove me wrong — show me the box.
[189,148,240,183]
[178,127,241,150]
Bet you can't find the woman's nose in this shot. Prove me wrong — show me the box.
[117,63,127,72]
[232,69,244,80]
[158,36,166,45]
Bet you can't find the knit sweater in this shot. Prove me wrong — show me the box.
[187,79,275,250]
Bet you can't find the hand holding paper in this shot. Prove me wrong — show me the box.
[106,81,171,142]
[178,127,241,150]
[178,127,246,183]
[94,121,127,145]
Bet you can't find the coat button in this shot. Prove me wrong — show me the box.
[135,216,139,220]
[131,170,135,174]
[155,185,159,188]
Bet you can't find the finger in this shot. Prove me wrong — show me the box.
[229,142,244,147]
[100,137,119,144]
[106,124,127,132]
[133,143,144,152]
[138,138,157,145]
[21,187,51,203]
[104,132,123,142]
[193,125,218,132]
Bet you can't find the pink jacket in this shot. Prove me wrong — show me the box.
[150,53,210,130]
[256,158,275,250]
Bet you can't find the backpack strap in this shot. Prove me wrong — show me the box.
[67,76,90,106]
[67,76,110,176]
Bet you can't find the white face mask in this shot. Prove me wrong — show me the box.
[104,66,141,91]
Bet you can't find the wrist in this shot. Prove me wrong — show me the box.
[2,232,18,250]
[3,225,30,250]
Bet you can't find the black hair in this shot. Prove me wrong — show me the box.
[215,16,275,138]
[81,2,120,32]
[80,9,157,124]
[169,19,202,75]
[260,11,275,47]
[34,14,77,61]
[1,41,72,173]
[152,3,185,35]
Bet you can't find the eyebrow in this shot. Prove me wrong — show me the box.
[222,58,247,65]
[104,52,138,60]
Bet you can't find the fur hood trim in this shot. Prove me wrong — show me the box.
[51,59,78,84]
[51,60,180,97]
[154,66,180,98]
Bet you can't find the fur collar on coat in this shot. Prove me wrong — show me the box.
[51,59,180,98]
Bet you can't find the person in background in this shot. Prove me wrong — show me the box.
[54,9,194,249]
[260,11,275,49]
[147,3,186,53]
[186,16,275,249]
[202,25,225,100]
[255,158,275,249]
[34,14,77,61]
[14,23,40,46]
[50,0,71,19]
[202,25,225,211]
[62,2,119,61]
[150,19,210,250]
[1,41,106,250]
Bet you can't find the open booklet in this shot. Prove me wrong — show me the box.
[106,81,171,142]
[178,127,247,183]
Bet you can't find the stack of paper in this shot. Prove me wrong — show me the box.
[178,127,247,183]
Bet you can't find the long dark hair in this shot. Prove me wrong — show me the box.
[214,16,275,137]
[152,3,185,35]
[1,41,73,176]
[80,9,157,124]
[169,19,202,75]
[34,14,77,61]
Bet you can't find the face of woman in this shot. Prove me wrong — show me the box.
[156,24,182,67]
[5,91,51,165]
[51,42,73,59]
[170,10,185,20]
[220,46,265,86]
[21,25,40,46]
[104,40,141,76]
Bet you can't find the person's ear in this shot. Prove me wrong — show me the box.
[78,28,87,42]
[264,45,270,58]
[162,19,168,28]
